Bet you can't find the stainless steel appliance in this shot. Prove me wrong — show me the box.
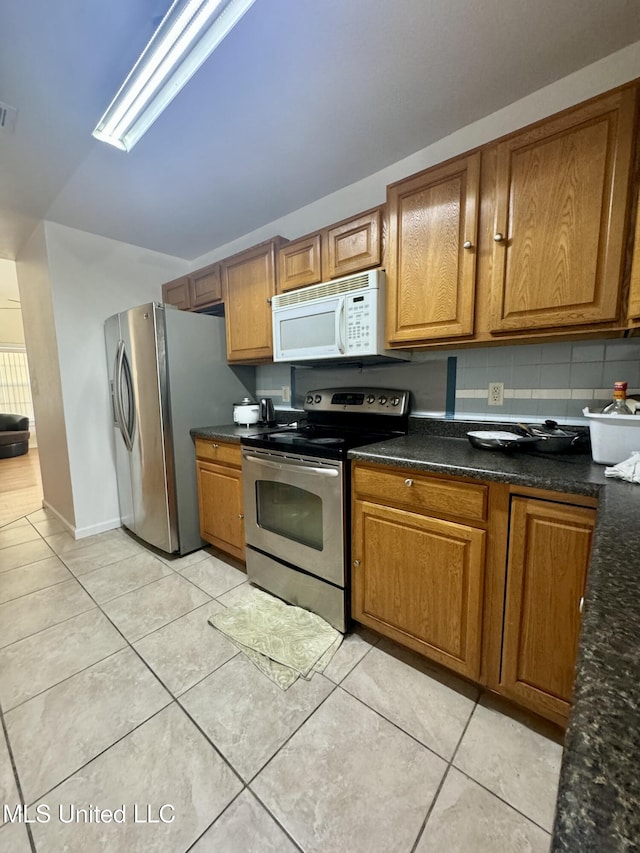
[271,269,411,364]
[105,302,254,555]
[241,387,410,631]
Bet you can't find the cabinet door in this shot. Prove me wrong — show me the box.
[490,89,637,334]
[352,500,486,679]
[323,208,382,279]
[222,240,281,362]
[277,234,322,293]
[189,263,222,309]
[196,460,245,560]
[161,277,190,310]
[501,497,595,723]
[626,183,640,325]
[386,153,480,344]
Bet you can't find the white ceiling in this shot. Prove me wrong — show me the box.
[1,0,640,263]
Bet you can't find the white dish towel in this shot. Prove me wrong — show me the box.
[604,451,640,483]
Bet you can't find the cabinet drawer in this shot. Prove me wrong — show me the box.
[194,438,241,467]
[353,464,488,522]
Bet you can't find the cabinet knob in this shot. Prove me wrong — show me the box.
[238,513,244,519]
[212,443,218,449]
[493,233,505,242]
[266,297,272,304]
[404,478,413,487]
[463,240,473,249]
[579,596,584,614]
[353,559,360,567]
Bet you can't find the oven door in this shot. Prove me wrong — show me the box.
[242,448,345,587]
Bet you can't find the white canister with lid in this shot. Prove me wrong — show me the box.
[233,397,260,426]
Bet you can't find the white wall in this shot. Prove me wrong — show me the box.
[16,225,75,524]
[191,41,640,266]
[17,222,188,537]
[0,259,25,345]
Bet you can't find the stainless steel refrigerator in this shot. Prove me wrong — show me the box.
[105,302,254,555]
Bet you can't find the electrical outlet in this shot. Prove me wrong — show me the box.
[281,385,291,403]
[488,381,504,406]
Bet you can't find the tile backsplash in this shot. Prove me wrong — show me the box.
[257,338,640,425]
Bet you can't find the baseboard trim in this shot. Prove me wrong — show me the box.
[42,501,121,540]
[73,518,122,540]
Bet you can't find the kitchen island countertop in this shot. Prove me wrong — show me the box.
[349,430,640,853]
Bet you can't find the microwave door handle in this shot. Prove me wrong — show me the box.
[243,454,339,477]
[335,298,346,354]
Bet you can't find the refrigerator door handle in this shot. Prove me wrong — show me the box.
[115,340,134,452]
[112,343,126,442]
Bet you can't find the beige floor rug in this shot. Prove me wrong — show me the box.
[209,588,342,689]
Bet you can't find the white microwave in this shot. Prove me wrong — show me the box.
[271,269,410,363]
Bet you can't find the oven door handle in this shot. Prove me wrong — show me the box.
[243,453,340,477]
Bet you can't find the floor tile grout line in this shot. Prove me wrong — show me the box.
[450,689,560,834]
[77,565,187,607]
[0,534,43,552]
[0,602,98,653]
[244,788,306,853]
[409,692,481,852]
[0,696,37,852]
[242,681,341,788]
[336,680,471,766]
[0,601,96,653]
[1,527,246,811]
[0,570,77,608]
[20,700,175,809]
[448,764,554,836]
[409,764,454,853]
[2,644,130,715]
[172,649,242,700]
[57,560,251,795]
[323,629,381,687]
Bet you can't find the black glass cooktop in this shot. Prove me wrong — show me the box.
[240,426,399,460]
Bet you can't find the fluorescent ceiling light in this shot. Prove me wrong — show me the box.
[93,0,256,152]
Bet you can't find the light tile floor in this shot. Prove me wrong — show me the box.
[0,509,563,852]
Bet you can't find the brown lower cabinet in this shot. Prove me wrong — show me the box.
[500,496,596,722]
[194,438,245,561]
[351,462,596,726]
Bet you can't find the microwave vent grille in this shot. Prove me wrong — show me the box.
[272,272,371,308]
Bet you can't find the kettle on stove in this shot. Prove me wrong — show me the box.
[259,397,276,425]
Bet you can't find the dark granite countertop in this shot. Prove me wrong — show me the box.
[348,427,640,853]
[190,416,299,443]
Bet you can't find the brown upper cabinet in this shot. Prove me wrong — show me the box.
[627,182,640,327]
[189,262,222,309]
[277,234,322,293]
[221,237,286,363]
[489,88,637,335]
[386,153,481,344]
[276,207,383,294]
[161,264,223,312]
[161,276,191,310]
[323,207,383,279]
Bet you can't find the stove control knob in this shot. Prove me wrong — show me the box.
[306,395,314,404]
[366,395,375,404]
[391,396,401,406]
[314,394,322,403]
[378,395,388,405]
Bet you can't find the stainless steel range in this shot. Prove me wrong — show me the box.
[241,387,410,631]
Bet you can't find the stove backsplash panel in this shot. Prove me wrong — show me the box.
[256,338,640,426]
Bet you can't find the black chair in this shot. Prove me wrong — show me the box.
[0,413,30,458]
